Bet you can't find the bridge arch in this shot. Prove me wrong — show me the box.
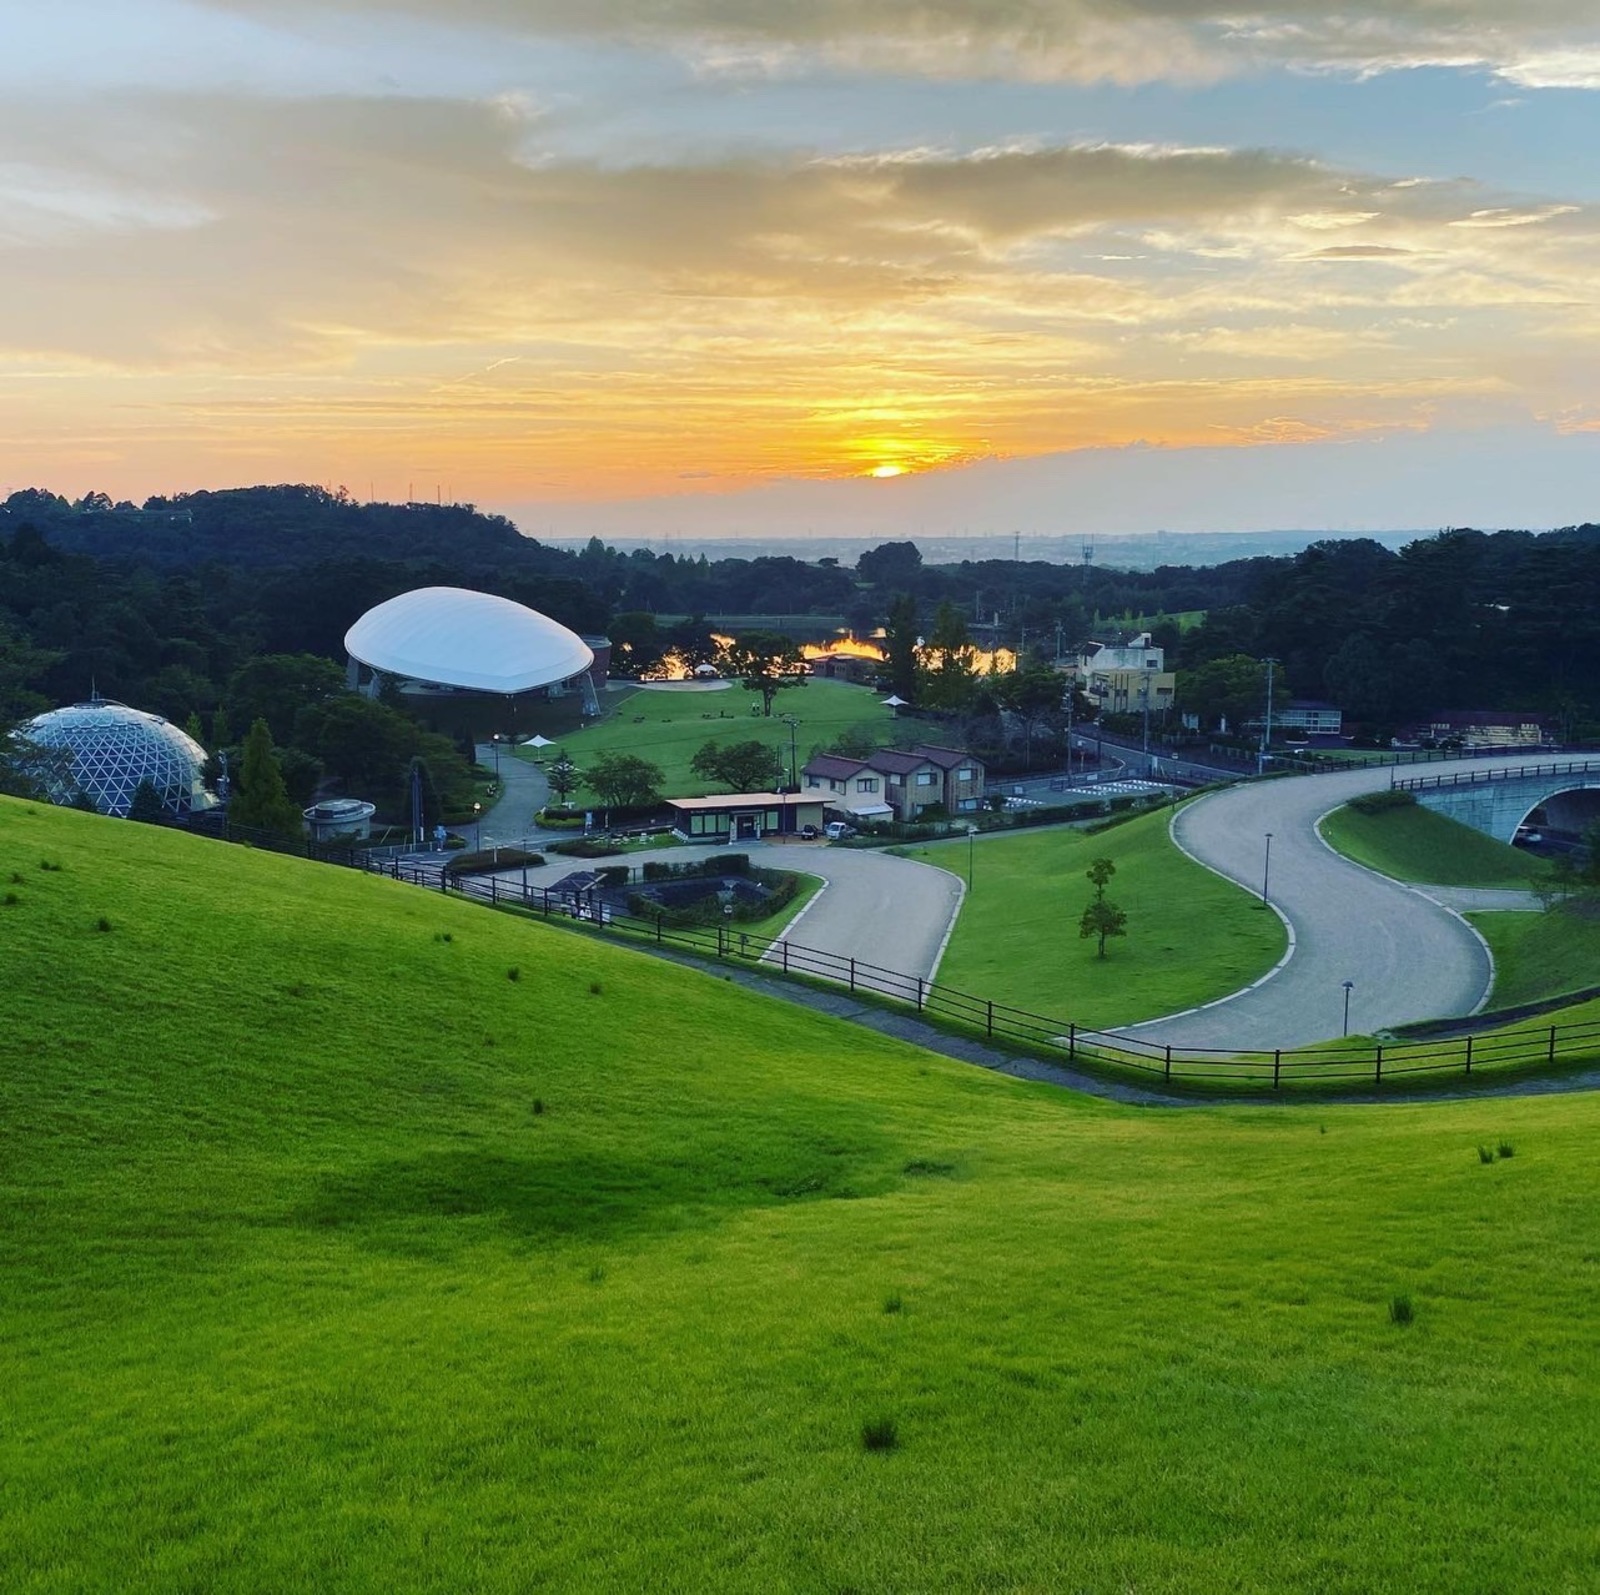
[1400,759,1600,844]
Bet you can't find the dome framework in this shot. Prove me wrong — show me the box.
[18,698,215,819]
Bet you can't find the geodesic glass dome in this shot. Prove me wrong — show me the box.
[17,698,216,819]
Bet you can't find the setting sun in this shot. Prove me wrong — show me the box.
[870,464,907,478]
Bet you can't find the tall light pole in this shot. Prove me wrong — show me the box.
[968,823,977,889]
[1342,979,1355,1037]
[473,800,482,852]
[780,713,800,791]
[1260,831,1273,908]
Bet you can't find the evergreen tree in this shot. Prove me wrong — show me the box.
[230,718,302,838]
[127,779,168,824]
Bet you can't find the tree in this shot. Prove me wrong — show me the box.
[721,631,807,716]
[922,601,978,714]
[546,752,579,806]
[230,718,303,837]
[1176,654,1283,733]
[227,653,346,745]
[1079,856,1127,958]
[127,779,168,825]
[585,752,663,810]
[882,593,920,703]
[690,738,782,793]
[857,541,923,589]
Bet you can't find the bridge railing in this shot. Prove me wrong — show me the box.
[1391,757,1600,794]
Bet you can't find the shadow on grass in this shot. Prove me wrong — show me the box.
[293,1135,900,1251]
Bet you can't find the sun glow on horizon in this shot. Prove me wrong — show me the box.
[870,463,908,478]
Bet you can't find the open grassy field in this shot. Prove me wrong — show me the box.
[1320,801,1546,888]
[527,678,893,801]
[4,798,1600,1592]
[906,807,1285,1027]
[1468,903,1600,1008]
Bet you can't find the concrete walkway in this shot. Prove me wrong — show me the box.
[475,744,552,848]
[465,836,967,983]
[1123,755,1561,1052]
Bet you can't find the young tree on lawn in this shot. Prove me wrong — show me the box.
[230,717,303,837]
[721,631,808,716]
[1079,856,1128,958]
[881,592,921,703]
[586,752,664,811]
[690,738,782,793]
[546,752,579,806]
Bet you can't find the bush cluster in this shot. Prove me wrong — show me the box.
[1348,789,1419,816]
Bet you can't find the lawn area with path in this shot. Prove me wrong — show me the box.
[521,677,893,801]
[902,807,1285,1029]
[5,796,1600,1591]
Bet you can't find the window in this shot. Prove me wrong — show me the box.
[957,766,976,781]
[856,777,878,793]
[958,797,978,812]
[915,771,937,785]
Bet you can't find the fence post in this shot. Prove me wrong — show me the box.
[915,976,924,1012]
[1549,1024,1558,1063]
[849,957,856,994]
[986,999,993,1038]
[1375,1044,1383,1083]
[717,923,725,958]
[1464,1035,1472,1076]
[655,913,663,944]
[439,868,448,893]
[1068,1023,1076,1061]
[1273,1049,1281,1089]
[1164,1045,1172,1082]
[490,876,498,905]
[782,940,789,974]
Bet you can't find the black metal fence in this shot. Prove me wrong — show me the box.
[1390,757,1600,794]
[367,855,1600,1092]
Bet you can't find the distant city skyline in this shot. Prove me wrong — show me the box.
[4,2,1599,534]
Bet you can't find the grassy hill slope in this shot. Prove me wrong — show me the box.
[1319,802,1546,888]
[3,798,1599,1592]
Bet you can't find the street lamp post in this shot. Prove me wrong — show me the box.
[968,823,977,889]
[489,735,501,778]
[473,800,482,852]
[1257,656,1278,775]
[1260,831,1273,908]
[780,713,800,791]
[1342,980,1355,1037]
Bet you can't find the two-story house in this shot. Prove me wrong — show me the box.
[801,744,985,823]
[1062,630,1175,717]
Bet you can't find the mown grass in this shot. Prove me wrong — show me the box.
[1468,903,1600,1007]
[1320,802,1546,888]
[3,798,1599,1593]
[912,808,1284,1027]
[524,677,892,800]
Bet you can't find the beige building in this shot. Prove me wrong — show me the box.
[1062,631,1175,717]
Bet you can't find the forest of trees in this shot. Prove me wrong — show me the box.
[2,484,1598,818]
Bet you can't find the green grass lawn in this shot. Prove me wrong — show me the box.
[527,678,893,801]
[1468,902,1600,1007]
[1320,802,1547,888]
[4,798,1600,1592]
[912,807,1284,1028]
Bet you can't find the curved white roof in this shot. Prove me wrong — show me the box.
[19,698,213,818]
[345,587,594,695]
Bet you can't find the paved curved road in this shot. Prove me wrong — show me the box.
[1122,755,1554,1052]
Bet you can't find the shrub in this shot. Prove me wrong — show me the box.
[861,1416,899,1452]
[596,865,630,887]
[443,848,545,878]
[507,966,521,982]
[1478,1145,1495,1164]
[532,1098,545,1116]
[549,837,625,858]
[882,1293,903,1315]
[589,981,603,995]
[1389,1293,1415,1326]
[1497,1140,1515,1159]
[1349,789,1418,817]
[95,916,112,933]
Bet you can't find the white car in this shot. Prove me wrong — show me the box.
[823,821,856,840]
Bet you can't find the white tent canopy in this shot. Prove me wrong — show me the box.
[345,587,594,696]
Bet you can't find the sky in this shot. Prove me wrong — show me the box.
[3,1,1600,539]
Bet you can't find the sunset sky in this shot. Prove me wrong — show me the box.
[5,1,1600,537]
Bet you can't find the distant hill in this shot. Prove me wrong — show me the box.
[3,795,1598,1589]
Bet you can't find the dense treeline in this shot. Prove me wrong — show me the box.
[2,485,1598,805]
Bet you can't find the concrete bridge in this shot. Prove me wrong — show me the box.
[1393,756,1600,843]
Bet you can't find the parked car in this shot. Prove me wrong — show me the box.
[823,821,855,840]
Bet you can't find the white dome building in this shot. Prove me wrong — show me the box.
[18,698,216,818]
[344,587,600,711]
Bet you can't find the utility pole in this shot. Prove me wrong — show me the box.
[1258,656,1278,775]
[1141,674,1152,774]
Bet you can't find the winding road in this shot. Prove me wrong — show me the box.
[1122,755,1548,1051]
